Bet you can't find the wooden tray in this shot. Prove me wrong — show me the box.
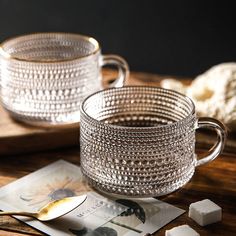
[0,71,234,155]
[0,104,80,155]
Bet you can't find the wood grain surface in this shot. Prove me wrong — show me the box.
[0,147,235,236]
[0,71,235,235]
[0,104,79,156]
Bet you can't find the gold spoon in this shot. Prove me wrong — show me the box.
[0,194,87,221]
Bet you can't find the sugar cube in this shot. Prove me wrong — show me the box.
[189,199,222,226]
[165,224,199,236]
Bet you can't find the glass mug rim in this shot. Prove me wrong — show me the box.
[0,32,100,63]
[80,85,196,130]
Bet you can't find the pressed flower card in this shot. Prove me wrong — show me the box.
[0,160,184,236]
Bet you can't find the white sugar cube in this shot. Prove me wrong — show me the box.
[165,224,199,236]
[189,199,222,226]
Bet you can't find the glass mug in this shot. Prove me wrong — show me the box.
[80,86,226,197]
[0,33,129,126]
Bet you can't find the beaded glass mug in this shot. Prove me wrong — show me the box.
[0,33,129,126]
[80,86,226,197]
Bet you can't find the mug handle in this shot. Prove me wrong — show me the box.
[100,55,130,88]
[195,117,227,166]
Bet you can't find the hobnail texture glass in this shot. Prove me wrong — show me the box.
[0,33,129,126]
[80,86,226,197]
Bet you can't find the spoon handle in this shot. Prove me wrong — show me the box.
[0,211,37,218]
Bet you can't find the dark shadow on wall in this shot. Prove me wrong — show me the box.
[0,0,235,77]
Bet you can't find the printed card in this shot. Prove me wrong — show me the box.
[0,160,184,235]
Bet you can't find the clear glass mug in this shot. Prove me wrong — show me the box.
[80,86,227,197]
[0,33,129,126]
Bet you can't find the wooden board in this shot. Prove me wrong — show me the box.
[0,70,235,155]
[0,104,79,155]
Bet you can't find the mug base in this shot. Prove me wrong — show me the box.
[3,107,81,128]
[82,168,195,198]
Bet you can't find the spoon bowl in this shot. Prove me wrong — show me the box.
[0,194,87,221]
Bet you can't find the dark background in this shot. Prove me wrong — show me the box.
[0,0,235,77]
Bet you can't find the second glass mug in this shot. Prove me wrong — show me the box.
[80,86,227,197]
[0,32,129,126]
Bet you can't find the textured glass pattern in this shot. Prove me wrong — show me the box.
[80,86,198,197]
[0,33,128,126]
